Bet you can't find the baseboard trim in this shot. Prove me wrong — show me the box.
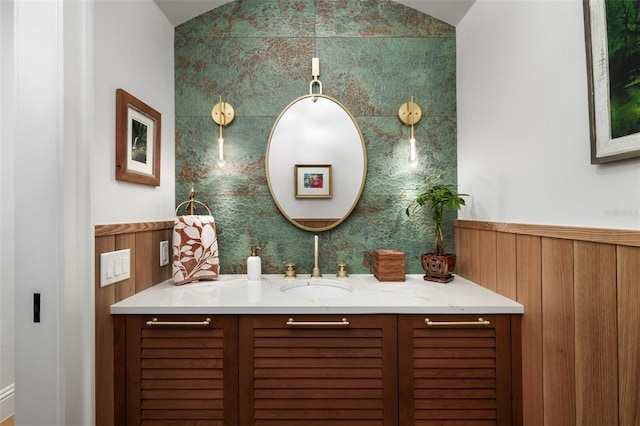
[0,383,14,423]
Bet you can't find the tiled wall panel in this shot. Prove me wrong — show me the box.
[175,0,457,274]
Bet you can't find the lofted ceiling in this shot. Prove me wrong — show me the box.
[154,0,475,27]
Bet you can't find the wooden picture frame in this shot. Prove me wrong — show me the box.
[294,164,332,199]
[116,88,161,185]
[584,0,640,163]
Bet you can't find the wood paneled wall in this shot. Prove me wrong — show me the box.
[94,221,173,426]
[455,220,640,426]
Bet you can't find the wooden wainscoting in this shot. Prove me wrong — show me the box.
[455,220,640,426]
[95,221,173,426]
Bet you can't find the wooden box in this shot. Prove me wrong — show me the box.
[373,250,406,282]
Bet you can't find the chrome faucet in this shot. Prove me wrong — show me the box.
[311,235,321,277]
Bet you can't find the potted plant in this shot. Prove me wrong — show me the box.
[406,183,467,283]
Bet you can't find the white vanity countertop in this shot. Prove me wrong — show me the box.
[110,274,523,315]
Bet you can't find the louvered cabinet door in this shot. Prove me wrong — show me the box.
[123,315,238,426]
[398,315,516,426]
[238,315,398,426]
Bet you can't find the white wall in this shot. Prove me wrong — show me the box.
[14,2,67,423]
[93,0,176,225]
[457,0,640,230]
[0,1,16,422]
[62,2,94,424]
[3,1,175,424]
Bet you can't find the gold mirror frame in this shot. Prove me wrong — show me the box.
[266,94,367,232]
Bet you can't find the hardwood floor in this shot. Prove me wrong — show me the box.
[0,416,14,426]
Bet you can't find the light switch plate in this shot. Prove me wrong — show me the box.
[100,249,131,287]
[160,240,169,266]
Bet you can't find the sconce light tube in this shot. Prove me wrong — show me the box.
[217,137,226,167]
[211,95,235,168]
[409,137,418,168]
[398,95,422,168]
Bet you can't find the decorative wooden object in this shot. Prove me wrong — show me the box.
[421,253,456,283]
[373,249,406,281]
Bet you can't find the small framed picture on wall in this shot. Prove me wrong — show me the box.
[294,164,332,199]
[115,88,161,186]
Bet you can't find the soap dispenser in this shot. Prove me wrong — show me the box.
[247,246,262,281]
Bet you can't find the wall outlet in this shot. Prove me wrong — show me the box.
[100,248,131,287]
[160,240,170,266]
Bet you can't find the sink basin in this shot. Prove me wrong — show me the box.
[280,279,353,299]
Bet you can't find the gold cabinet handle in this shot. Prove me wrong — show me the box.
[286,317,349,327]
[146,317,212,327]
[425,317,491,327]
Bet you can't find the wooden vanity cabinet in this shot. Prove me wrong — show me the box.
[398,314,521,426]
[115,313,520,425]
[238,314,399,426]
[115,315,238,426]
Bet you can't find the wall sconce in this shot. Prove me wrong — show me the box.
[211,95,235,167]
[398,96,421,168]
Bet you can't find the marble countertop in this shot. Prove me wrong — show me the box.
[110,274,523,315]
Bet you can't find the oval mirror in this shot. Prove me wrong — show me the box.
[266,94,367,231]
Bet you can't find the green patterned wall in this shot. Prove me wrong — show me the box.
[175,0,457,275]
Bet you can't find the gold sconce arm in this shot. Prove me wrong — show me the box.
[398,95,422,126]
[212,96,235,127]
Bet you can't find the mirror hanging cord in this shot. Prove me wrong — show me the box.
[310,57,323,97]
